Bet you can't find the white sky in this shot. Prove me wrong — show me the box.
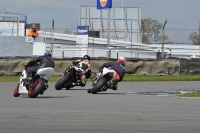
[0,0,200,29]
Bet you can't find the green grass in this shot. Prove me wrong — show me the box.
[123,75,200,81]
[1,75,200,82]
[177,92,200,98]
[1,75,200,98]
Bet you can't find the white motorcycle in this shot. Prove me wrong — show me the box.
[88,67,117,94]
[13,67,54,98]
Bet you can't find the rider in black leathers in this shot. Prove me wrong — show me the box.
[70,55,92,87]
[25,50,55,78]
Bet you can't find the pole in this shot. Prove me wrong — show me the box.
[92,22,94,57]
[85,5,87,25]
[161,20,167,58]
[17,16,19,36]
[199,22,200,44]
[131,21,132,58]
[107,8,111,58]
[24,15,27,36]
[198,22,200,53]
[51,19,54,53]
[122,0,124,29]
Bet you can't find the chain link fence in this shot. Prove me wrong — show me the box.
[39,27,200,59]
[0,26,200,59]
[39,27,200,44]
[164,28,199,44]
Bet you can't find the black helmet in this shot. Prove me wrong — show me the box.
[82,55,90,61]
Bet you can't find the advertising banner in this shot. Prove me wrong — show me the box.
[76,26,89,57]
[97,0,112,9]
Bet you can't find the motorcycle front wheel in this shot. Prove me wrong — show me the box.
[90,77,107,94]
[55,74,71,90]
[28,78,45,98]
[13,84,20,97]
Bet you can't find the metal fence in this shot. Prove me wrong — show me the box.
[0,27,200,59]
[38,27,200,43]
[40,27,200,59]
[45,45,159,59]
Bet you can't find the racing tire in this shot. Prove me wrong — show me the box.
[13,87,20,97]
[28,78,45,98]
[66,86,71,90]
[90,78,107,94]
[87,89,91,93]
[55,74,71,90]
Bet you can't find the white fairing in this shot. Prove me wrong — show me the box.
[102,67,117,77]
[36,67,54,80]
[102,67,117,85]
[18,67,54,95]
[18,69,28,94]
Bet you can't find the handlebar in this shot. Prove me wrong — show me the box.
[71,65,78,71]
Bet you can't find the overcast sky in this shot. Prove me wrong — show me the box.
[1,0,200,29]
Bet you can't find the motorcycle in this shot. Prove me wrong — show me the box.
[87,67,117,94]
[55,65,86,90]
[13,67,54,98]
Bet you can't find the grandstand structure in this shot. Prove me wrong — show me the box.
[0,10,27,36]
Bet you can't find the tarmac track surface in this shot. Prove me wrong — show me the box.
[0,81,200,133]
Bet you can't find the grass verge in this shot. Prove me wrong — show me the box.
[176,92,200,98]
[1,75,200,98]
[1,74,200,82]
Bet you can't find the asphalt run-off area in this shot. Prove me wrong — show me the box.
[1,81,200,133]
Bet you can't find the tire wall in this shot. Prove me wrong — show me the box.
[180,58,200,75]
[0,58,182,76]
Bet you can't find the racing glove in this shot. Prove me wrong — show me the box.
[78,68,85,75]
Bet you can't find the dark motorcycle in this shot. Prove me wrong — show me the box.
[55,65,86,90]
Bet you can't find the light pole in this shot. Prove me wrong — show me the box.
[198,22,200,53]
[122,0,124,30]
[198,22,200,51]
[161,20,167,58]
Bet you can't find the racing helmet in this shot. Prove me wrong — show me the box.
[43,50,52,57]
[117,57,126,63]
[82,55,91,61]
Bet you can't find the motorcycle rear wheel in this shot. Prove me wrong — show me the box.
[55,74,71,90]
[90,78,107,94]
[28,79,45,98]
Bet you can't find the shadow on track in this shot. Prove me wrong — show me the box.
[91,92,127,95]
[66,89,88,91]
[18,96,70,99]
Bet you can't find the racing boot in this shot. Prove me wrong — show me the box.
[72,82,79,86]
[40,91,44,95]
[79,75,86,87]
[110,81,118,90]
[72,82,85,87]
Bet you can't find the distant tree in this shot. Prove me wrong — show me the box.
[188,32,200,45]
[166,41,174,44]
[141,18,169,44]
[64,28,76,35]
